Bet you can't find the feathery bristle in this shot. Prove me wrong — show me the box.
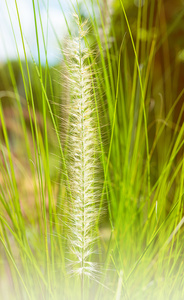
[63,14,100,283]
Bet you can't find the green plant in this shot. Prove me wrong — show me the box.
[0,0,184,299]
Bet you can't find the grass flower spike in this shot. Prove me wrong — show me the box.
[63,14,101,295]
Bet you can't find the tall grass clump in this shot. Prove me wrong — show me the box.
[0,0,184,299]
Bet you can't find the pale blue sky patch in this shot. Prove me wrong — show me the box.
[0,0,85,65]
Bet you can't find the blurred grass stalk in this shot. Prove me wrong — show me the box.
[0,0,183,299]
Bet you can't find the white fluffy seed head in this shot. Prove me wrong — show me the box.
[63,14,100,279]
